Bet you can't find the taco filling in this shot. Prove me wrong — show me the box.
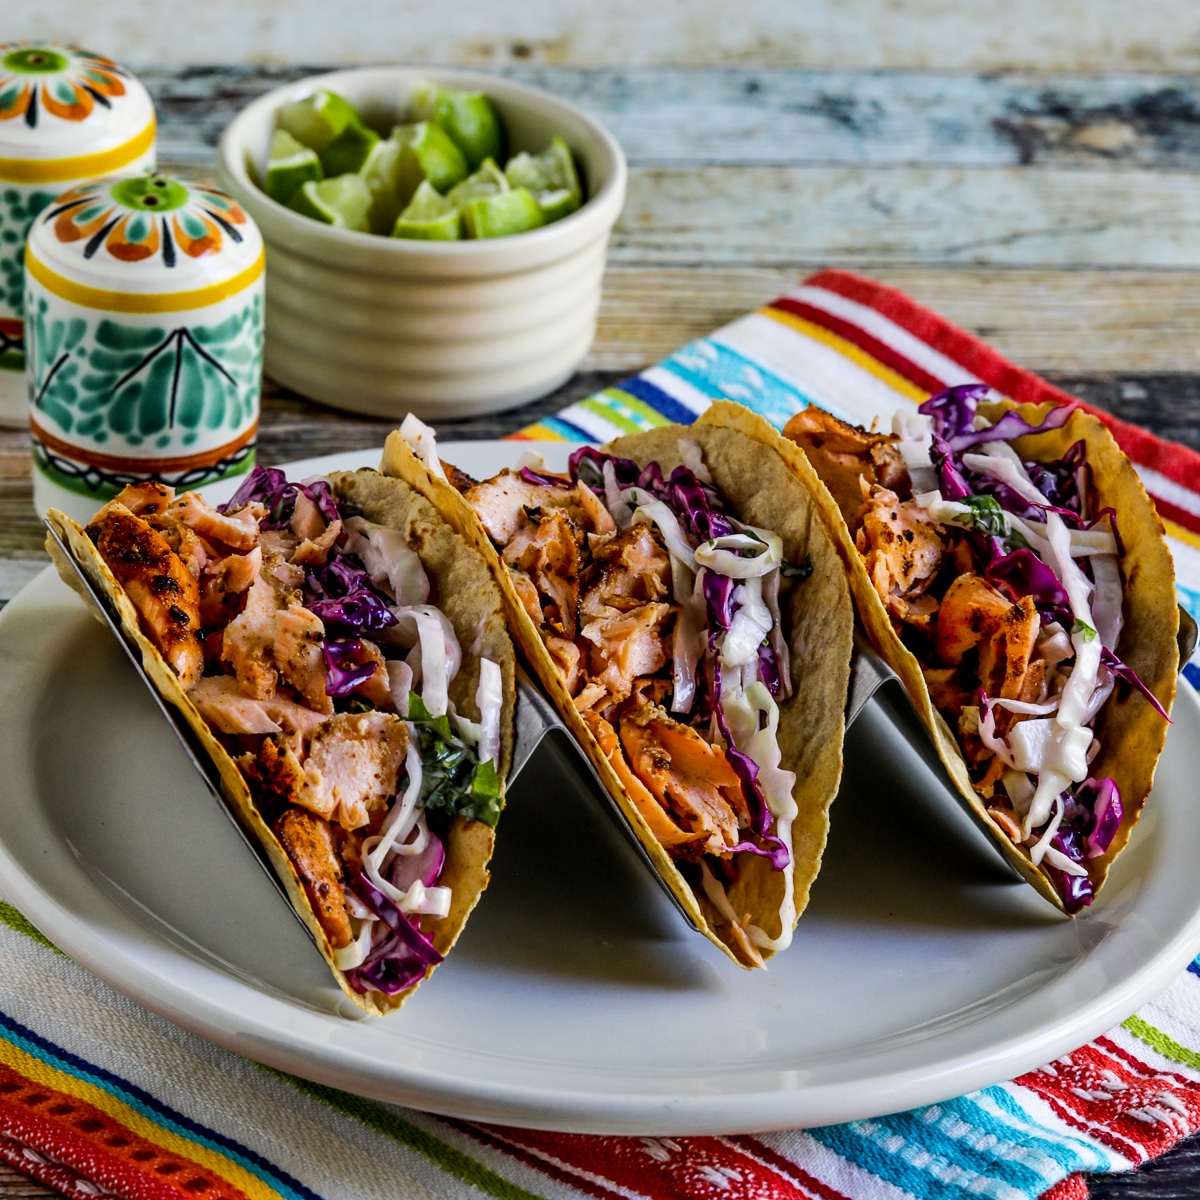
[785,385,1171,913]
[448,438,813,965]
[78,467,506,997]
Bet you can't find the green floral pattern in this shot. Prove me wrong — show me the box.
[1,186,55,317]
[27,292,262,446]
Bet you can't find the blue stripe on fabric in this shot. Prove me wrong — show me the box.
[1185,663,1200,689]
[956,1087,1114,1176]
[0,1008,322,1200]
[1188,958,1200,978]
[612,373,699,427]
[540,414,596,443]
[659,337,814,429]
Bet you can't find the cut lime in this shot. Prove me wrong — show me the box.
[277,89,362,152]
[435,90,505,171]
[263,129,323,205]
[392,182,462,240]
[360,137,406,234]
[446,157,508,213]
[463,186,543,239]
[505,136,582,223]
[287,174,372,231]
[392,122,469,199]
[318,120,380,177]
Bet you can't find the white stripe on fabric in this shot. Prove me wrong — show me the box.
[1136,464,1200,521]
[714,312,916,429]
[1137,970,1200,1041]
[787,285,983,388]
[550,404,627,443]
[1166,535,1200,604]
[1006,1073,1144,1168]
[640,365,714,416]
[756,1129,923,1200]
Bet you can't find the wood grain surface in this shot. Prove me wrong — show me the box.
[2,51,1199,1199]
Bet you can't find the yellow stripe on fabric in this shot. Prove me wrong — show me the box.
[507,422,567,442]
[1165,519,1200,554]
[0,1037,281,1200]
[759,305,930,405]
[1123,1014,1200,1071]
[579,396,643,435]
[602,387,673,429]
[0,120,155,183]
[26,246,265,313]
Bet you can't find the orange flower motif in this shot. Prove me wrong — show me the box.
[45,176,249,268]
[0,44,127,128]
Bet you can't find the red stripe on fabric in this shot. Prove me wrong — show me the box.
[1016,1040,1200,1163]
[1095,1035,1200,1098]
[1040,1173,1089,1200]
[728,1135,853,1200]
[768,297,946,395]
[0,1064,250,1200]
[466,1123,816,1200]
[0,1128,122,1200]
[804,269,1200,497]
[1018,1077,1145,1162]
[1142,491,1200,539]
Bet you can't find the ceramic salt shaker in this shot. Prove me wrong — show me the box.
[0,42,155,426]
[25,169,265,523]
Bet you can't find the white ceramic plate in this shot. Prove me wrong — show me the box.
[3,442,1200,1137]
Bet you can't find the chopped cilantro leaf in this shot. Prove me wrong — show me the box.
[1071,619,1097,642]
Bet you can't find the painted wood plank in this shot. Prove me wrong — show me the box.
[145,66,1200,170]
[592,267,1200,374]
[612,165,1200,269]
[18,1,1200,73]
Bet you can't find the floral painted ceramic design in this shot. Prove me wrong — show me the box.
[25,170,263,519]
[49,176,249,266]
[0,44,130,128]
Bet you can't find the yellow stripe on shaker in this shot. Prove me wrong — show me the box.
[0,119,155,183]
[26,245,265,313]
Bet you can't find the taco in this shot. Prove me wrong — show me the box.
[783,385,1178,913]
[45,465,515,1015]
[382,402,854,968]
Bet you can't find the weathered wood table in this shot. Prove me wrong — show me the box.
[2,63,1198,1199]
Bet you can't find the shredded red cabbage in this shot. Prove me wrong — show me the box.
[1049,829,1094,913]
[220,464,341,529]
[389,829,445,892]
[322,638,379,697]
[344,875,444,995]
[1075,777,1123,858]
[986,549,1069,610]
[305,556,397,634]
[519,465,571,488]
[1100,646,1172,722]
[920,385,1078,452]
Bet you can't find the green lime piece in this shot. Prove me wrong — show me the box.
[319,120,380,177]
[392,180,462,240]
[504,135,582,224]
[277,89,363,152]
[462,186,543,239]
[359,137,406,234]
[264,129,323,205]
[286,174,372,231]
[446,157,508,213]
[434,89,505,171]
[392,122,469,200]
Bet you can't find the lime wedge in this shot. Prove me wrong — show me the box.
[393,122,469,199]
[436,90,505,171]
[319,120,380,177]
[463,186,543,239]
[392,182,462,240]
[287,174,372,231]
[446,157,508,212]
[263,129,323,205]
[277,89,362,152]
[505,136,582,223]
[360,137,406,234]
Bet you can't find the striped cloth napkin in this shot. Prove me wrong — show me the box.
[2,268,1199,1200]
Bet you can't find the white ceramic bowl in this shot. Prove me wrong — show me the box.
[217,67,626,419]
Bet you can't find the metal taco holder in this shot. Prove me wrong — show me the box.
[44,520,1199,943]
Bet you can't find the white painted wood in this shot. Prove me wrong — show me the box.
[0,560,46,605]
[611,166,1200,269]
[18,0,1200,72]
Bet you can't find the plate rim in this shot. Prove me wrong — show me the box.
[3,442,1200,1135]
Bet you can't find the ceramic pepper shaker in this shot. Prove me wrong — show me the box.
[0,42,155,425]
[25,170,265,523]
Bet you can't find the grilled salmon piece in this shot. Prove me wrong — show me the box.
[167,491,260,552]
[87,503,204,689]
[856,489,946,627]
[465,470,610,545]
[191,675,327,737]
[502,507,582,637]
[274,807,352,950]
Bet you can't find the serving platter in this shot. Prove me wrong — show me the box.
[1,441,1199,1136]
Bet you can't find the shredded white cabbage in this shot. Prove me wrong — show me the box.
[384,606,461,717]
[629,496,697,570]
[399,413,448,481]
[721,577,774,668]
[475,656,503,767]
[892,410,939,494]
[695,529,783,579]
[343,516,430,606]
